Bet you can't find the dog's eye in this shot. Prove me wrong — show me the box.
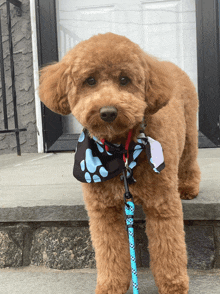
[120,76,130,86]
[85,77,96,86]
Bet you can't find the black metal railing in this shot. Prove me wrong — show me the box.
[0,0,26,155]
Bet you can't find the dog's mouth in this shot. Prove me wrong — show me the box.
[84,105,143,143]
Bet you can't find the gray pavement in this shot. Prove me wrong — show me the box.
[0,153,82,207]
[0,266,219,294]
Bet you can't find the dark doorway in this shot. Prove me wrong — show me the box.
[36,0,78,152]
[196,0,220,147]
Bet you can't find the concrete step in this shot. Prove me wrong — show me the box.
[0,149,220,271]
[0,149,220,222]
[0,266,220,294]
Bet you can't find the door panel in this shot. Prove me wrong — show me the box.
[36,0,63,152]
[196,0,220,147]
[142,0,198,88]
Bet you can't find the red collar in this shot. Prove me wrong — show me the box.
[101,129,133,164]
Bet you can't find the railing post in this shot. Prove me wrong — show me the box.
[0,0,27,155]
[0,10,8,130]
[6,0,21,155]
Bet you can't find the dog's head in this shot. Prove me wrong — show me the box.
[39,33,173,142]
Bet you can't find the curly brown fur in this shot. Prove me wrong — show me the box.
[39,33,201,294]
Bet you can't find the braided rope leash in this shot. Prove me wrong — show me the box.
[125,200,139,293]
[122,169,139,294]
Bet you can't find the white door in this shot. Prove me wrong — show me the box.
[56,0,197,134]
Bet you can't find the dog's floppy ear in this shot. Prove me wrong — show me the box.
[145,56,173,114]
[39,62,72,115]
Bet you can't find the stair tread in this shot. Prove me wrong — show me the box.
[0,267,219,294]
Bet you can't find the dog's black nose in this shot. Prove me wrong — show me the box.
[100,106,118,122]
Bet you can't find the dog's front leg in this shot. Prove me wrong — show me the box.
[144,197,189,294]
[86,202,131,294]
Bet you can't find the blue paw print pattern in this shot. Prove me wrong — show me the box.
[73,129,165,184]
[73,130,110,183]
[78,131,85,142]
[73,129,141,183]
[80,149,108,183]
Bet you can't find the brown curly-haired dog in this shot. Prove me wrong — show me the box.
[39,33,201,294]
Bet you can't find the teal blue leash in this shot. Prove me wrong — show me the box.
[122,168,139,294]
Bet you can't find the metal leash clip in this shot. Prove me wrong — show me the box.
[120,162,136,185]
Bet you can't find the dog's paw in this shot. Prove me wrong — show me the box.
[179,185,199,200]
[95,281,130,294]
[158,277,189,294]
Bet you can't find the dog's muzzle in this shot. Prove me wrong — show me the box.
[100,106,118,122]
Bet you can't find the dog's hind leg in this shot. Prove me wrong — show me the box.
[178,135,201,199]
[178,86,201,200]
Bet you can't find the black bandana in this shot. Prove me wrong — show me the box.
[73,129,165,183]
